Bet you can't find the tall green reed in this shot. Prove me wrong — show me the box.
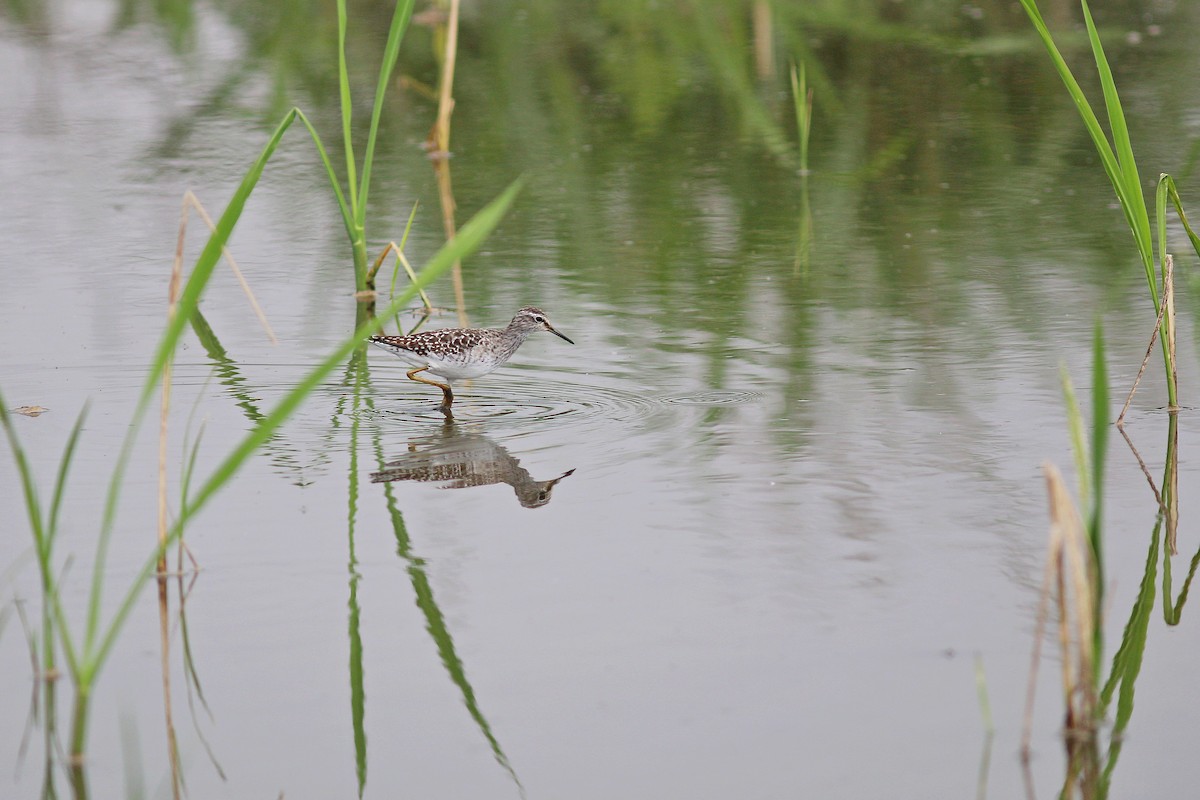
[1018,0,1200,408]
[0,175,520,786]
[335,0,415,291]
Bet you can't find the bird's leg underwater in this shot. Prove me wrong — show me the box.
[406,366,455,410]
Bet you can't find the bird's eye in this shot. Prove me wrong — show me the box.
[534,315,544,323]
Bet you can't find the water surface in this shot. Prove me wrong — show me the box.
[2,2,1200,798]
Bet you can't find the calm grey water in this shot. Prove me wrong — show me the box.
[3,1,1200,798]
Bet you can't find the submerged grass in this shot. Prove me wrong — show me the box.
[1027,329,1188,800]
[1023,326,1109,795]
[336,0,416,291]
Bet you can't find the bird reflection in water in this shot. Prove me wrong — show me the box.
[370,421,575,508]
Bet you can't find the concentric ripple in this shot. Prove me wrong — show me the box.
[360,375,665,432]
[355,371,767,437]
[659,390,762,406]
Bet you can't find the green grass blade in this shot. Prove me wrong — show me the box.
[1080,0,1150,261]
[1164,547,1200,625]
[189,310,228,360]
[1089,325,1108,537]
[47,405,89,551]
[90,179,525,674]
[186,180,523,517]
[1016,0,1152,279]
[1160,412,1188,624]
[348,564,367,793]
[336,0,359,223]
[410,552,522,785]
[1089,322,1108,676]
[1153,176,1178,406]
[1015,1,1118,174]
[388,200,421,301]
[0,392,82,676]
[294,109,355,249]
[1162,174,1200,261]
[345,358,368,795]
[397,201,418,252]
[88,109,301,658]
[1098,509,1156,727]
[0,393,47,550]
[1156,173,1169,304]
[357,0,416,219]
[132,107,300,483]
[179,422,206,521]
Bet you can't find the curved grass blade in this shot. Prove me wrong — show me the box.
[1016,0,1151,277]
[89,178,525,675]
[88,108,304,661]
[411,558,523,789]
[336,0,359,225]
[1157,174,1200,264]
[47,406,88,549]
[1088,324,1108,549]
[1098,505,1157,759]
[1018,0,1179,408]
[358,0,416,218]
[1163,547,1200,625]
[345,363,368,796]
[0,393,46,549]
[294,109,355,250]
[371,426,523,790]
[1080,0,1150,261]
[0,394,83,676]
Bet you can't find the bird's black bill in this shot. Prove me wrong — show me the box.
[547,326,575,344]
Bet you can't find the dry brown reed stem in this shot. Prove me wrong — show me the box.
[1020,757,1038,800]
[157,188,278,795]
[367,242,434,312]
[429,0,468,327]
[1117,424,1165,510]
[433,0,458,158]
[157,577,182,800]
[1118,254,1175,426]
[1022,465,1099,757]
[160,200,187,569]
[1117,407,1179,558]
[1049,465,1096,726]
[178,191,277,345]
[1164,253,1178,410]
[158,200,185,800]
[752,1,774,79]
[158,191,277,571]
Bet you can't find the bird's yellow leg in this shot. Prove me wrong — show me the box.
[406,366,454,409]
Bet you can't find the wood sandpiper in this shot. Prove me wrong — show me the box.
[369,306,574,411]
